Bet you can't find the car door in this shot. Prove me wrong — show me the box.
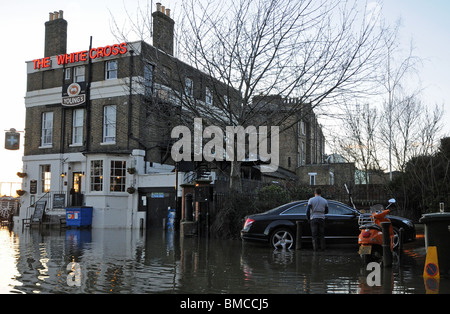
[325,201,360,238]
[279,202,311,236]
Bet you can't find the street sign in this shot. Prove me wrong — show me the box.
[423,246,440,279]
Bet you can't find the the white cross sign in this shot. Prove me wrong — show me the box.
[7,135,18,146]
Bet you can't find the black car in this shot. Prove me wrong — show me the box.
[241,200,416,250]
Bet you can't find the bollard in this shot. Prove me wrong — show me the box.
[398,228,404,254]
[296,221,302,250]
[381,222,392,267]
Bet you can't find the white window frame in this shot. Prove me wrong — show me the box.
[102,105,116,144]
[65,67,71,80]
[308,172,317,186]
[110,160,127,192]
[74,66,85,82]
[90,160,103,192]
[40,164,51,193]
[105,61,118,80]
[41,112,53,147]
[205,87,213,106]
[185,77,193,97]
[72,108,84,145]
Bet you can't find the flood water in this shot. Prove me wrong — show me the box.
[0,225,449,294]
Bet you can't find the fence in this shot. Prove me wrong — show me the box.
[0,198,19,225]
[312,184,391,209]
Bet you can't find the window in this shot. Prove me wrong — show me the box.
[103,105,116,143]
[110,160,126,192]
[40,165,51,193]
[72,109,84,145]
[90,160,103,191]
[41,112,53,147]
[301,141,305,166]
[65,67,71,80]
[205,87,213,106]
[327,202,355,215]
[74,66,85,82]
[106,61,118,80]
[185,77,193,97]
[144,63,154,97]
[308,172,317,186]
[281,203,307,215]
[223,95,229,107]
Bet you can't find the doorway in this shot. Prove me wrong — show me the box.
[138,187,177,229]
[70,172,84,206]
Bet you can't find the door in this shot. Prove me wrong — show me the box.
[145,190,176,229]
[325,202,359,238]
[71,172,83,206]
[279,202,311,236]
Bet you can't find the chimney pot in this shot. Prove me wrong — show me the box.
[152,2,174,56]
[156,3,161,12]
[45,9,67,57]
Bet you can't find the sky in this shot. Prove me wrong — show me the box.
[0,0,449,195]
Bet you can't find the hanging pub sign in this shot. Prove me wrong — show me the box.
[4,130,20,150]
[62,82,86,107]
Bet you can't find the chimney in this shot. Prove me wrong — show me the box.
[45,10,67,57]
[152,3,175,56]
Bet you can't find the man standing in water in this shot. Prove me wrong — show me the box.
[306,188,328,251]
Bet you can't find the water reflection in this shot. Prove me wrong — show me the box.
[0,226,448,294]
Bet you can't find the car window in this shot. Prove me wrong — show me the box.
[327,202,355,215]
[281,203,307,215]
[266,202,298,214]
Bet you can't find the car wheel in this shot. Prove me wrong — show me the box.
[392,226,400,250]
[270,228,294,250]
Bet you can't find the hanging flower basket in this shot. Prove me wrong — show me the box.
[127,167,136,174]
[16,190,26,196]
[127,187,136,194]
[17,172,27,178]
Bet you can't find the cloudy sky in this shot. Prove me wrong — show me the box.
[0,0,449,194]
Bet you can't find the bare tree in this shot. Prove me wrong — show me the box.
[379,93,444,173]
[330,102,381,199]
[112,0,391,191]
[376,19,422,180]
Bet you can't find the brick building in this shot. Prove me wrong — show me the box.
[18,5,328,228]
[250,95,326,178]
[20,8,187,228]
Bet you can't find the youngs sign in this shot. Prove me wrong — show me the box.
[62,82,86,107]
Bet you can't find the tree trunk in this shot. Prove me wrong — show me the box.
[229,160,242,192]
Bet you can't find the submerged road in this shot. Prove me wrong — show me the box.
[0,224,448,294]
